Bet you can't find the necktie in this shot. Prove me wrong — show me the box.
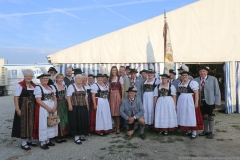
[201,78,205,91]
[130,99,133,106]
[131,79,134,87]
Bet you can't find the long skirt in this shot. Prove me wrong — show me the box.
[109,90,121,116]
[95,98,112,133]
[143,91,154,125]
[177,94,203,130]
[12,97,35,138]
[154,96,178,131]
[90,107,96,132]
[68,105,89,135]
[57,99,69,137]
[39,100,58,141]
[88,93,93,123]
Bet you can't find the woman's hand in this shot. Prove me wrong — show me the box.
[52,107,57,114]
[16,109,21,116]
[46,107,52,113]
[194,103,198,108]
[68,105,73,111]
[93,104,97,110]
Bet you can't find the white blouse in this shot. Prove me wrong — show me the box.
[144,78,160,85]
[14,84,34,96]
[110,76,124,84]
[153,83,177,96]
[33,85,55,98]
[178,80,199,91]
[91,83,109,93]
[67,84,87,98]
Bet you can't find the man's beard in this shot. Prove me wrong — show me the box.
[50,74,56,81]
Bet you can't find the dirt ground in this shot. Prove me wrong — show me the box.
[1,96,240,160]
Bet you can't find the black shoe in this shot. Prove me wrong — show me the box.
[40,144,49,150]
[61,139,67,142]
[139,134,146,140]
[199,130,209,136]
[80,137,86,141]
[75,139,82,145]
[27,142,38,147]
[190,134,197,140]
[206,132,214,139]
[47,142,55,146]
[55,139,62,143]
[97,133,104,136]
[163,131,168,136]
[185,132,192,136]
[21,144,31,151]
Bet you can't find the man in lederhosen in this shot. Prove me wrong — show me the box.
[195,65,221,138]
[64,67,74,87]
[140,69,148,81]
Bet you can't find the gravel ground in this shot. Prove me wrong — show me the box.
[1,96,240,160]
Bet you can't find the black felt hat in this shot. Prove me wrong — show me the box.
[48,67,58,73]
[126,87,137,92]
[73,68,83,75]
[96,73,105,77]
[179,71,191,75]
[37,73,51,79]
[88,74,95,78]
[126,66,131,70]
[169,69,176,75]
[147,69,156,74]
[160,74,170,78]
[140,69,147,74]
[129,69,138,73]
[103,74,109,78]
[198,65,210,72]
[177,66,183,71]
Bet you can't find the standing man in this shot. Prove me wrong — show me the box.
[119,66,130,98]
[64,67,74,87]
[129,69,143,101]
[120,87,145,140]
[140,69,148,80]
[169,69,180,95]
[126,66,131,78]
[47,67,58,85]
[195,65,221,139]
[177,64,194,81]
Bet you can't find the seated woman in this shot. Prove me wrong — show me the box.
[11,69,37,150]
[33,73,58,149]
[67,74,89,144]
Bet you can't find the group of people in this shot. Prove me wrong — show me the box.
[11,64,221,151]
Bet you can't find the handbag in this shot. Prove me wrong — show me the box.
[47,114,60,127]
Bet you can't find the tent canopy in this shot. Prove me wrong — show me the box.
[47,0,240,64]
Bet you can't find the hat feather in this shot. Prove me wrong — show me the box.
[40,67,48,74]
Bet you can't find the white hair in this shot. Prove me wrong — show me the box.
[23,69,34,76]
[75,74,83,79]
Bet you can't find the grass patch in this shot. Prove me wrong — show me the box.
[117,145,124,148]
[216,139,224,141]
[231,125,240,130]
[175,137,184,141]
[134,153,149,157]
[109,139,123,143]
[100,148,106,150]
[228,139,233,141]
[189,154,197,157]
[5,119,13,122]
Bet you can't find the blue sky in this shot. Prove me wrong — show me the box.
[0,0,197,64]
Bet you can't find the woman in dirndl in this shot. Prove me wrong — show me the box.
[109,66,124,134]
[154,74,178,135]
[11,69,37,150]
[33,73,58,149]
[91,73,112,136]
[67,74,89,145]
[143,69,160,126]
[177,71,203,139]
[51,73,69,143]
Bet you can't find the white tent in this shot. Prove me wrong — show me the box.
[47,0,240,114]
[47,0,240,64]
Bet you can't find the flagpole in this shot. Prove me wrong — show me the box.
[163,9,167,74]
